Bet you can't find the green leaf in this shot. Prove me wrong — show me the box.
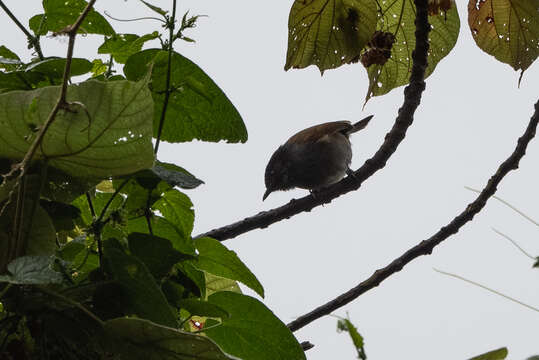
[468,347,508,360]
[0,71,46,92]
[178,298,229,319]
[29,0,114,36]
[127,216,196,256]
[58,235,86,262]
[468,0,539,74]
[140,0,168,16]
[0,255,63,284]
[90,59,108,77]
[152,161,204,189]
[124,49,248,143]
[285,0,378,74]
[152,189,194,240]
[0,46,22,71]
[364,0,460,102]
[205,292,306,360]
[128,232,192,279]
[177,261,206,298]
[336,316,366,360]
[0,77,155,178]
[105,248,177,328]
[26,57,93,79]
[40,199,81,231]
[98,32,159,64]
[205,273,241,298]
[0,175,56,262]
[194,237,264,298]
[104,317,238,360]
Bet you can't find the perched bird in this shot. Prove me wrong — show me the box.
[263,115,373,200]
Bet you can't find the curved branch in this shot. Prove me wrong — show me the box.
[195,0,431,242]
[287,99,539,332]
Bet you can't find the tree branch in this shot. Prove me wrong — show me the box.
[195,0,431,242]
[287,98,539,332]
[0,0,45,60]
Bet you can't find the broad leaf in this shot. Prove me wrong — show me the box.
[0,71,46,92]
[364,0,460,102]
[127,216,196,256]
[205,273,241,298]
[104,317,238,360]
[0,77,154,178]
[25,57,93,79]
[0,255,63,284]
[468,0,539,74]
[152,189,194,240]
[124,49,247,143]
[105,248,177,328]
[178,298,229,319]
[285,0,378,73]
[468,347,508,360]
[30,0,114,36]
[98,32,159,64]
[205,292,306,360]
[128,232,192,279]
[194,237,264,298]
[152,161,204,189]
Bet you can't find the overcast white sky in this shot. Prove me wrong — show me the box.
[2,1,539,359]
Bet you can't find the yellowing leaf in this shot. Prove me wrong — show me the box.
[468,0,539,75]
[364,0,460,103]
[285,0,378,74]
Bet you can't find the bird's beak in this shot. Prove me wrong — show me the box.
[262,189,272,201]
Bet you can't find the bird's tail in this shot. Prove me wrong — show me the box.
[347,115,374,135]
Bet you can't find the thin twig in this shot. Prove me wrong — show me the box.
[287,99,539,332]
[465,186,539,227]
[434,268,539,313]
[154,0,177,155]
[195,0,430,242]
[104,10,165,24]
[0,0,45,60]
[491,227,535,260]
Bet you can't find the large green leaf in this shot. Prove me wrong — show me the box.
[29,0,114,36]
[104,317,238,360]
[205,292,306,360]
[467,347,508,360]
[285,0,378,73]
[194,237,264,298]
[98,33,159,64]
[205,273,241,298]
[364,0,460,102]
[0,255,63,284]
[0,71,46,92]
[105,248,177,328]
[124,49,247,143]
[468,0,538,74]
[0,77,154,178]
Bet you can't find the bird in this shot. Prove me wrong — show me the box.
[263,115,374,201]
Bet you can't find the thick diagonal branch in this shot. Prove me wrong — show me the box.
[287,99,539,332]
[195,0,431,242]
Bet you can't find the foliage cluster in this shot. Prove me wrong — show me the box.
[0,0,536,359]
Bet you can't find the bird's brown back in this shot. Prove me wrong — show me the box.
[286,121,353,144]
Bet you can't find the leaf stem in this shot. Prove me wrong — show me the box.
[0,0,45,60]
[154,0,177,155]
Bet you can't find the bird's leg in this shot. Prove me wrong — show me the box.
[346,167,357,180]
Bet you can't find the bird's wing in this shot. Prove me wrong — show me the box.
[286,121,352,144]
